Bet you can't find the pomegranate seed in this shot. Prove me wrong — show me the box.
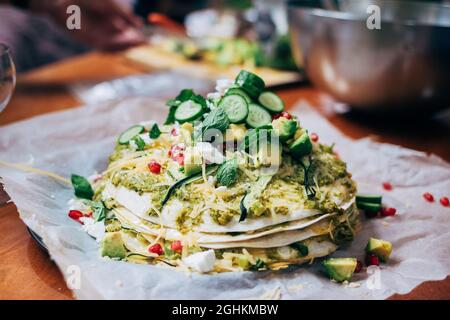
[171,128,178,136]
[310,133,319,142]
[381,207,396,217]
[169,144,185,160]
[423,192,434,202]
[355,260,363,273]
[440,196,449,207]
[176,153,184,166]
[171,240,183,253]
[148,161,161,174]
[382,182,392,191]
[149,243,164,255]
[281,111,292,120]
[366,253,380,266]
[68,210,84,223]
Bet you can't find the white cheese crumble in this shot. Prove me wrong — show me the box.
[215,79,234,96]
[207,92,221,101]
[68,198,90,212]
[183,250,216,273]
[129,139,138,151]
[195,142,225,164]
[138,133,153,145]
[79,217,105,242]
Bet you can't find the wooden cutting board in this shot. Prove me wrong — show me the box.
[124,45,303,87]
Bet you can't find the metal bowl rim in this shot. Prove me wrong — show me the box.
[288,1,450,28]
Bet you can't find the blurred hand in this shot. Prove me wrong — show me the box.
[31,0,146,51]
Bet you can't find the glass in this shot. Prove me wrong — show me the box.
[0,43,16,113]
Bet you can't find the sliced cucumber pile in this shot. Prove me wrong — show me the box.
[225,87,252,104]
[118,125,145,145]
[235,70,265,98]
[174,100,204,123]
[220,94,248,123]
[258,91,284,113]
[246,103,272,128]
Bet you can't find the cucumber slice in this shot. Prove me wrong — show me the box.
[225,87,252,104]
[246,103,272,128]
[118,125,145,145]
[289,132,312,158]
[357,201,381,212]
[356,194,382,204]
[219,94,249,124]
[174,100,204,123]
[258,91,284,112]
[235,70,265,98]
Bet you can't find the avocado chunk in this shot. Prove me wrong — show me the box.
[272,117,297,142]
[242,175,273,217]
[365,237,392,262]
[322,258,357,282]
[100,232,127,259]
[237,255,250,269]
[183,147,202,176]
[289,132,312,158]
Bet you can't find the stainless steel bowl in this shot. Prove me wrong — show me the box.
[288,0,450,113]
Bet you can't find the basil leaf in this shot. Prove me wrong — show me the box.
[133,136,146,151]
[92,201,106,222]
[149,123,161,139]
[71,174,94,200]
[216,157,238,187]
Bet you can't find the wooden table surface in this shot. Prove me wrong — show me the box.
[0,52,449,300]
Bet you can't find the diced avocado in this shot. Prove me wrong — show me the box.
[272,117,297,142]
[100,232,127,259]
[289,132,312,158]
[365,238,392,262]
[183,147,202,176]
[242,175,273,217]
[237,255,250,269]
[322,258,357,282]
[226,124,247,142]
[180,123,193,146]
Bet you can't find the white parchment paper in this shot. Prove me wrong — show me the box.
[0,97,449,300]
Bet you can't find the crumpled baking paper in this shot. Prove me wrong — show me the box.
[70,72,213,105]
[0,97,449,300]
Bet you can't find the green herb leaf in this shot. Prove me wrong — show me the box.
[250,258,267,271]
[92,201,106,222]
[149,123,161,139]
[216,157,238,187]
[133,136,146,151]
[164,105,178,125]
[197,106,230,140]
[71,174,94,200]
[290,243,309,256]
